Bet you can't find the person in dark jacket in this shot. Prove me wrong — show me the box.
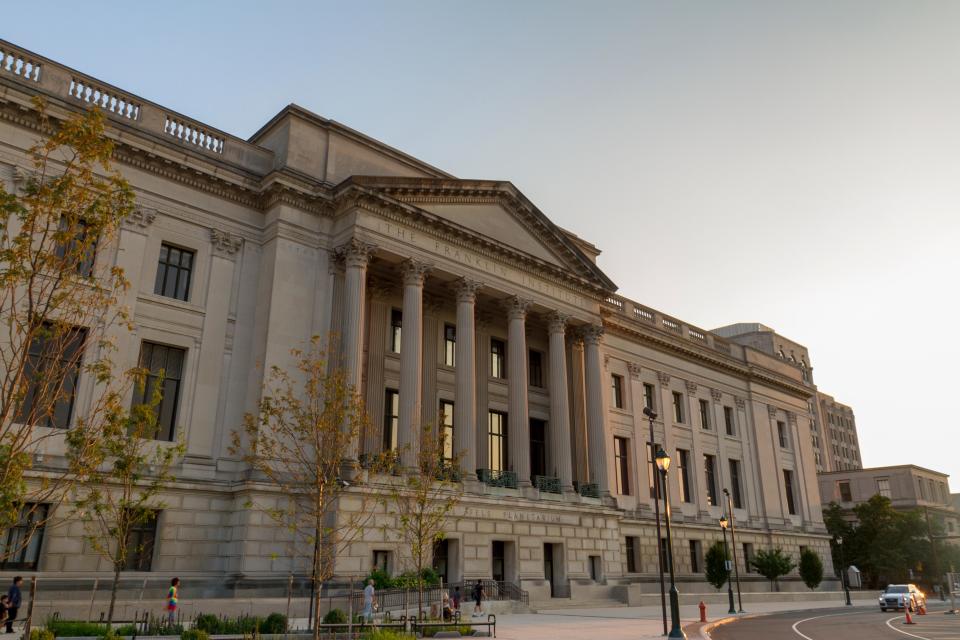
[5,576,22,633]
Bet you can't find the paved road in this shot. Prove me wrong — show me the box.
[712,603,960,640]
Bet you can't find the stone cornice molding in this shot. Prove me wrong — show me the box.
[400,258,432,286]
[337,238,377,269]
[210,228,243,257]
[711,389,722,402]
[454,277,483,304]
[123,205,157,230]
[657,371,671,386]
[627,362,642,379]
[504,295,533,321]
[579,324,604,346]
[685,381,698,395]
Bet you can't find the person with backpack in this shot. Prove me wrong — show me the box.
[471,580,485,616]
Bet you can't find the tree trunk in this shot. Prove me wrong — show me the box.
[107,563,121,625]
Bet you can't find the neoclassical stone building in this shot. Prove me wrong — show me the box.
[0,40,838,605]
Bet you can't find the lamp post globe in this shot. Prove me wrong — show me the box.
[655,448,686,639]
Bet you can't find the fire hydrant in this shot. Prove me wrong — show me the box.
[699,600,707,623]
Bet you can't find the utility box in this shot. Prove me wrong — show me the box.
[847,565,862,589]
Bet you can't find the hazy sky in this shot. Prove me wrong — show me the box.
[6,1,959,483]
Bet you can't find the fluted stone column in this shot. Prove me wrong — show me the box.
[339,239,374,460]
[455,279,482,480]
[398,259,430,468]
[569,335,589,485]
[475,314,491,473]
[506,296,532,487]
[582,324,609,494]
[364,286,391,455]
[548,313,574,492]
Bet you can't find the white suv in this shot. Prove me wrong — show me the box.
[879,584,926,612]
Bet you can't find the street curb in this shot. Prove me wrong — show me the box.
[684,604,877,640]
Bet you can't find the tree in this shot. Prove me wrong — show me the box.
[704,541,729,590]
[74,372,184,623]
[0,100,134,559]
[799,548,824,590]
[751,547,796,592]
[232,337,383,640]
[382,422,463,618]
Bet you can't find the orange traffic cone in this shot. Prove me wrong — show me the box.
[919,602,927,615]
[904,609,916,625]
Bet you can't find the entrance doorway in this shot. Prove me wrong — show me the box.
[433,539,449,583]
[492,541,505,582]
[544,543,555,597]
[530,419,547,480]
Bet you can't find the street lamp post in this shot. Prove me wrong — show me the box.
[656,448,687,640]
[719,515,735,615]
[644,407,668,637]
[836,536,852,606]
[722,488,744,613]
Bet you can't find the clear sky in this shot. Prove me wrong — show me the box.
[6,1,959,484]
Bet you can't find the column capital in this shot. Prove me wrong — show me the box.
[685,380,698,395]
[767,404,778,419]
[627,362,642,379]
[711,388,722,402]
[401,258,432,286]
[548,311,570,334]
[504,295,532,320]
[579,324,604,345]
[657,371,671,386]
[210,228,243,258]
[338,238,377,268]
[787,411,798,426]
[735,396,746,410]
[454,277,483,303]
[124,205,157,230]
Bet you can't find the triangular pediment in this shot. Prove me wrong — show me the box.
[341,177,617,291]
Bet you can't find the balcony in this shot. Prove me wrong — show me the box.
[575,481,600,498]
[534,475,561,494]
[477,468,518,489]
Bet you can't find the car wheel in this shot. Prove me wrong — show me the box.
[881,607,887,612]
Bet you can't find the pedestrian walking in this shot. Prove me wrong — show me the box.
[452,586,461,613]
[5,577,22,634]
[362,579,376,623]
[166,577,180,627]
[471,580,484,617]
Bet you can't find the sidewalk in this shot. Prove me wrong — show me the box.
[492,598,877,640]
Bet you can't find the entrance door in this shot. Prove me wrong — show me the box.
[544,543,555,597]
[492,541,506,582]
[432,539,449,583]
[530,419,547,481]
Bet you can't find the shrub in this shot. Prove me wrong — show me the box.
[261,613,287,634]
[799,547,824,590]
[193,614,220,634]
[181,630,209,640]
[45,620,109,637]
[322,609,348,625]
[751,547,797,592]
[366,567,394,590]
[704,541,729,590]
[30,629,54,640]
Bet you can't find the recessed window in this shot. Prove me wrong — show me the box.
[383,389,399,451]
[488,411,508,472]
[643,383,655,412]
[0,504,48,570]
[440,400,454,461]
[443,324,456,367]
[154,243,195,302]
[614,436,630,495]
[132,342,185,441]
[724,406,735,436]
[373,549,391,573]
[529,350,543,388]
[784,470,797,515]
[689,540,702,573]
[490,339,506,379]
[390,309,402,353]
[17,323,86,429]
[54,216,96,277]
[876,478,890,499]
[677,449,692,503]
[672,391,684,423]
[625,536,639,573]
[699,399,711,430]
[122,510,158,571]
[777,421,789,449]
[611,374,624,409]
[703,454,718,506]
[647,442,663,499]
[729,459,744,509]
[743,543,755,572]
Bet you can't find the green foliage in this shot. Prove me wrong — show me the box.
[750,548,797,591]
[322,609,348,625]
[180,630,209,640]
[365,567,393,589]
[30,629,54,640]
[361,630,415,640]
[261,613,287,634]
[44,620,109,637]
[704,541,729,590]
[192,615,220,634]
[799,548,824,590]
[113,620,182,636]
[192,614,276,635]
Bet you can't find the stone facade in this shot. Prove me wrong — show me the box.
[0,40,839,603]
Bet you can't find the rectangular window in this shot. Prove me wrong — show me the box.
[488,411,508,472]
[529,350,543,388]
[390,309,402,353]
[443,324,456,367]
[55,216,97,277]
[704,454,718,506]
[625,536,638,573]
[643,383,655,412]
[383,389,399,451]
[672,391,684,423]
[0,504,48,570]
[677,449,692,503]
[784,470,797,515]
[122,510,158,571]
[777,421,789,448]
[611,374,624,409]
[689,540,702,573]
[132,342,185,441]
[838,480,852,502]
[614,436,630,495]
[729,459,744,509]
[490,339,506,379]
[17,323,86,429]
[743,543,755,573]
[724,406,735,436]
[647,442,663,499]
[439,400,454,461]
[699,399,711,430]
[154,243,195,302]
[372,549,391,573]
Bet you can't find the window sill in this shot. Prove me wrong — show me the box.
[138,292,205,315]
